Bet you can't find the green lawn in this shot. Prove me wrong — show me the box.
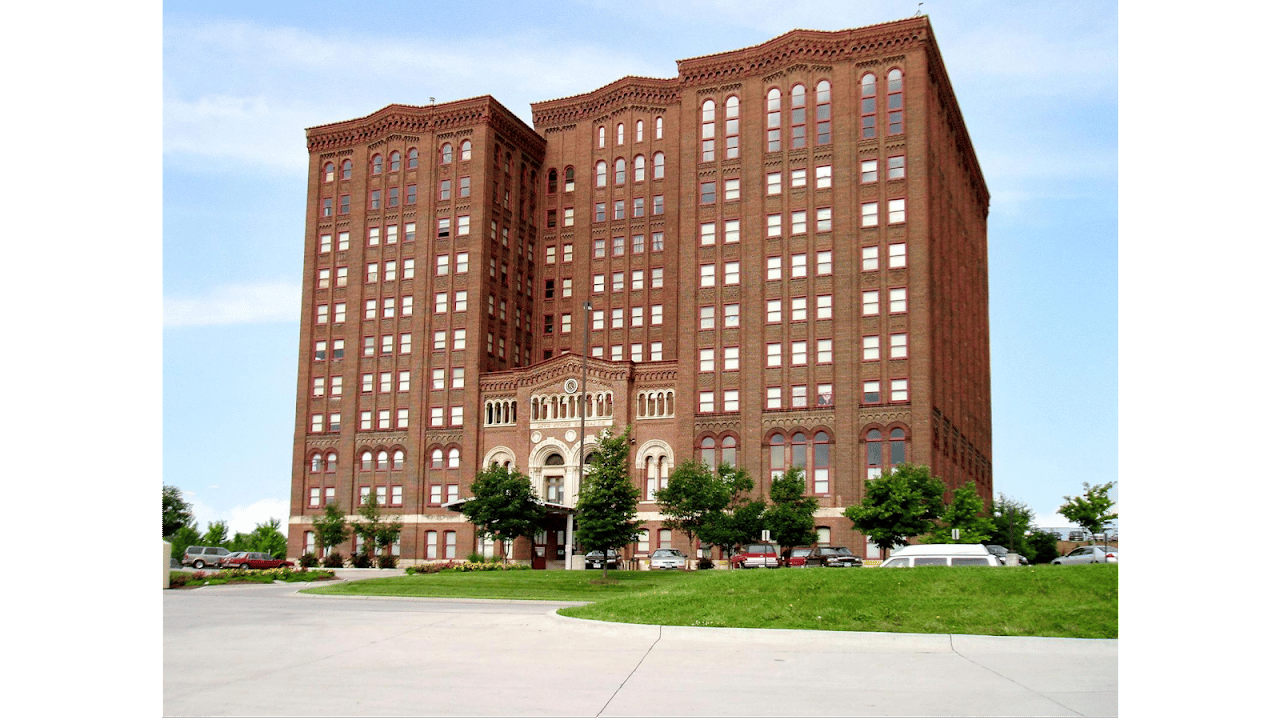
[300,565,1117,638]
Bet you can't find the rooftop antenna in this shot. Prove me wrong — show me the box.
[429,97,435,104]
[914,2,923,16]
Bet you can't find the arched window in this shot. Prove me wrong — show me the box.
[389,151,401,172]
[614,158,626,185]
[790,84,807,149]
[815,80,832,145]
[376,450,388,469]
[769,433,786,480]
[448,448,460,468]
[360,450,374,471]
[564,166,575,192]
[371,154,383,174]
[407,148,418,169]
[634,155,645,182]
[700,99,716,162]
[392,449,404,470]
[889,428,906,470]
[865,430,883,479]
[724,95,740,159]
[460,139,471,161]
[597,126,605,148]
[652,152,665,180]
[701,437,716,466]
[887,69,904,135]
[791,432,808,481]
[722,436,737,468]
[309,454,323,472]
[635,118,644,141]
[766,87,782,152]
[322,162,335,183]
[341,159,352,179]
[616,123,624,145]
[431,448,444,468]
[547,168,558,194]
[860,73,877,139]
[655,116,664,139]
[595,160,606,187]
[813,432,830,494]
[325,452,337,472]
[441,143,453,164]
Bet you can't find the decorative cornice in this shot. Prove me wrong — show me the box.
[531,76,682,129]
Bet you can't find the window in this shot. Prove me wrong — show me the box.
[889,287,907,313]
[631,269,644,290]
[863,335,880,361]
[815,80,831,145]
[634,155,645,182]
[612,272,624,292]
[631,306,643,327]
[791,253,807,278]
[700,222,716,246]
[700,182,715,204]
[724,303,740,328]
[862,246,879,271]
[767,214,781,237]
[613,200,625,220]
[700,264,715,288]
[699,392,715,413]
[455,252,468,273]
[767,343,782,367]
[816,339,833,364]
[651,268,663,288]
[701,99,716,162]
[861,202,878,227]
[611,308,623,328]
[453,328,466,349]
[341,159,352,179]
[700,348,715,372]
[860,73,876,139]
[890,378,908,402]
[339,195,350,214]
[316,304,329,325]
[631,234,644,254]
[597,126,605,148]
[724,219,740,244]
[652,195,664,215]
[790,84,806,149]
[699,305,715,330]
[766,300,782,323]
[816,251,832,276]
[651,232,664,252]
[861,159,878,183]
[371,154,383,174]
[440,143,453,164]
[653,152,664,180]
[595,160,606,187]
[890,333,908,359]
[887,69,904,135]
[863,290,880,316]
[398,371,410,392]
[887,198,906,224]
[816,207,832,232]
[766,387,782,409]
[888,155,905,180]
[791,168,806,188]
[632,197,644,217]
[816,165,832,189]
[614,158,626,185]
[791,340,807,366]
[889,242,907,268]
[863,380,881,404]
[457,215,470,235]
[767,172,781,195]
[724,262,739,285]
[450,406,463,426]
[724,389,740,413]
[408,148,418,169]
[817,384,833,407]
[724,178,740,201]
[334,303,346,323]
[767,256,782,281]
[651,304,663,325]
[319,233,332,253]
[438,218,451,238]
[460,140,471,161]
[792,384,807,408]
[723,346,739,371]
[791,210,807,235]
[791,296,807,322]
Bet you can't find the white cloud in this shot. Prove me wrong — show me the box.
[227,498,290,537]
[164,280,299,327]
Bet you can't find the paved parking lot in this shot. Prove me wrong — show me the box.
[164,579,1117,717]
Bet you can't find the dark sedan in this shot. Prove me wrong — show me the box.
[804,546,863,568]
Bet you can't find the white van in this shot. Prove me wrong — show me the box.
[878,543,1001,568]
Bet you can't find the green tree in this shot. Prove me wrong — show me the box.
[311,502,350,557]
[761,467,818,560]
[202,520,229,548]
[574,426,643,579]
[655,461,753,558]
[249,518,289,559]
[843,463,945,556]
[1024,528,1062,564]
[991,494,1036,557]
[460,464,545,564]
[701,496,766,569]
[923,481,998,544]
[351,494,403,560]
[1057,482,1118,538]
[163,485,195,537]
[170,525,202,561]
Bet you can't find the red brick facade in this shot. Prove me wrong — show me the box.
[287,18,991,565]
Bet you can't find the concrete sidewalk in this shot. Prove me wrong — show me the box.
[163,581,1116,716]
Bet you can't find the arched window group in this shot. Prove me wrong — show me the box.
[596,153,664,188]
[484,398,518,426]
[698,434,738,468]
[864,426,908,479]
[357,447,405,471]
[767,429,832,495]
[859,69,905,139]
[642,450,670,501]
[308,451,339,473]
[440,139,471,165]
[598,117,663,148]
[636,389,675,418]
[529,391,613,421]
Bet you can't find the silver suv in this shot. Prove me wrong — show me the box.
[182,546,231,569]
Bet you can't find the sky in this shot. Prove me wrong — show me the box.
[156,0,1120,535]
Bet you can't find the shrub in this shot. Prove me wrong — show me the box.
[299,553,318,569]
[377,554,398,569]
[405,561,460,575]
[322,552,345,568]
[466,552,485,563]
[350,553,373,568]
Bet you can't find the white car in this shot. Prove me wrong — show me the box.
[878,543,1001,568]
[1051,546,1118,565]
[649,548,687,570]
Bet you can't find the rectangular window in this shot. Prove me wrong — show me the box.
[724,346,739,371]
[724,219,740,244]
[700,348,715,372]
[817,383,833,406]
[767,343,782,367]
[438,218,450,238]
[432,368,445,390]
[724,390,740,413]
[887,199,906,224]
[862,246,879,271]
[632,234,645,254]
[889,242,907,268]
[766,299,782,323]
[791,340,807,366]
[312,377,325,397]
[724,178,740,201]
[816,339,833,364]
[890,379,908,402]
[594,202,606,223]
[651,268,664,288]
[611,345,623,361]
[767,172,781,195]
[790,168,806,188]
[863,380,881,403]
[316,304,329,325]
[791,297,807,322]
[630,343,643,362]
[381,335,393,355]
[562,278,573,298]
[699,305,715,330]
[861,202,878,227]
[651,232,664,252]
[863,335,880,361]
[370,190,381,210]
[360,411,372,430]
[724,262,739,286]
[388,187,399,207]
[723,303,740,328]
[890,333,908,359]
[633,197,645,217]
[453,329,466,350]
[791,210,806,235]
[863,290,880,316]
[652,195,664,215]
[700,264,715,288]
[613,200,625,220]
[333,303,346,323]
[434,293,447,314]
[792,384,807,408]
[767,214,782,237]
[650,342,662,361]
[791,253,807,278]
[815,165,832,189]
[612,272,624,292]
[452,368,464,388]
[888,155,905,180]
[699,392,715,413]
[611,308,623,329]
[383,297,395,318]
[398,371,410,392]
[766,386,782,409]
[451,406,463,426]
[328,413,340,432]
[631,307,643,327]
[861,159,878,183]
[816,207,832,233]
[613,236,624,256]
[651,304,663,325]
[455,252,468,273]
[562,313,572,334]
[889,288,907,313]
[700,222,716,246]
[767,256,782,281]
[319,234,332,253]
[377,409,391,429]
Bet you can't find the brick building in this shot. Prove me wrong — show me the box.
[288,16,992,567]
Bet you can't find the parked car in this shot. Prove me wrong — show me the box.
[730,543,780,569]
[878,543,1001,568]
[1051,545,1118,565]
[182,546,231,569]
[785,546,814,567]
[1067,530,1088,542]
[585,549,619,569]
[649,548,687,570]
[805,546,863,568]
[223,551,295,570]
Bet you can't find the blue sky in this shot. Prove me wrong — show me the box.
[156,0,1119,535]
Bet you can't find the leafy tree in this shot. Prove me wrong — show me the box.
[655,461,753,556]
[922,481,998,544]
[574,426,643,579]
[701,497,766,569]
[761,467,818,560]
[249,518,289,559]
[843,463,945,555]
[311,502,350,557]
[170,525,202,560]
[1057,482,1118,537]
[460,464,546,564]
[351,494,403,559]
[990,494,1035,556]
[202,520,229,548]
[1024,528,1062,564]
[163,485,195,537]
